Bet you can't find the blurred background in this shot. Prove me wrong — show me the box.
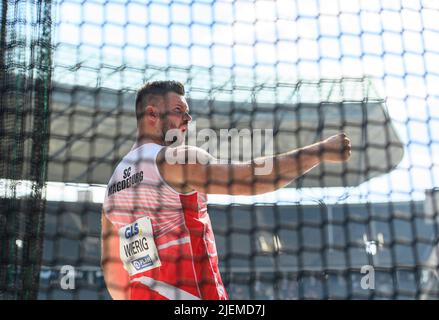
[0,0,438,299]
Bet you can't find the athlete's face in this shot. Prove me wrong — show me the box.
[159,92,192,146]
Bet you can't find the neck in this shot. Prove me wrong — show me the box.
[133,131,165,150]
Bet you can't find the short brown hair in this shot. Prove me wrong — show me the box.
[135,80,185,121]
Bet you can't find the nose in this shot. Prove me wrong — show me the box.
[184,112,192,122]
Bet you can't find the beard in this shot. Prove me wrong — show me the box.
[161,120,186,147]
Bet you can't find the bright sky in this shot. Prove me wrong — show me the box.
[16,0,439,205]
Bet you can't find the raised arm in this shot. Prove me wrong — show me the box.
[158,133,352,195]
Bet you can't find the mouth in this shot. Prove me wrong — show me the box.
[180,124,188,132]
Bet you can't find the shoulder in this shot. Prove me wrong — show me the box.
[157,145,216,166]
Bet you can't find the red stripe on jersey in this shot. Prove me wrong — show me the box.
[179,192,228,300]
[130,281,168,300]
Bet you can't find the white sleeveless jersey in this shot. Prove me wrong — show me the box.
[102,143,228,300]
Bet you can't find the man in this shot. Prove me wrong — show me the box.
[101,80,352,300]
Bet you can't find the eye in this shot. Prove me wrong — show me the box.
[173,108,184,115]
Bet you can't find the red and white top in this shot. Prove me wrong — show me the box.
[102,143,228,300]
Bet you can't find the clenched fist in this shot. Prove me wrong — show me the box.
[320,133,352,162]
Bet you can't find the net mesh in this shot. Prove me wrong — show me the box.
[0,0,53,299]
[1,0,439,300]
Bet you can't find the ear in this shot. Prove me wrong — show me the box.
[144,105,159,122]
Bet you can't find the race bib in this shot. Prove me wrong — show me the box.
[118,216,161,276]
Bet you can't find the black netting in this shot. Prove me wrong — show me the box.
[1,0,439,300]
[0,0,53,299]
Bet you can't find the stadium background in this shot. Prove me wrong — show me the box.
[0,0,438,299]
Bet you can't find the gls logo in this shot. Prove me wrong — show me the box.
[125,223,139,239]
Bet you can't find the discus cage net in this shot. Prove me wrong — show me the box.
[0,0,438,300]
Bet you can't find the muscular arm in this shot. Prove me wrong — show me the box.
[158,133,352,195]
[101,211,131,300]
